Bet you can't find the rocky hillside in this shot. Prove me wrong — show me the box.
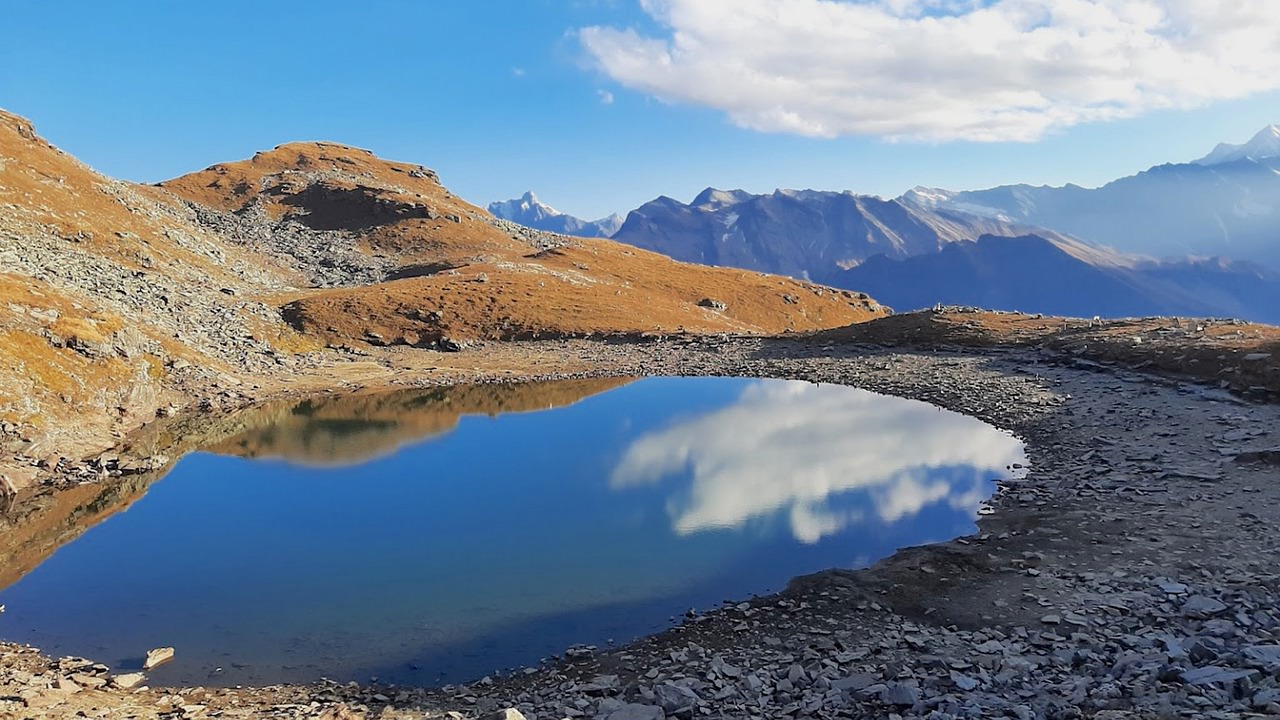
[0,109,887,489]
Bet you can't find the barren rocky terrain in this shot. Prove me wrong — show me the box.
[0,109,884,493]
[3,333,1280,719]
[2,107,1279,719]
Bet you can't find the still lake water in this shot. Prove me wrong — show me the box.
[0,377,1025,687]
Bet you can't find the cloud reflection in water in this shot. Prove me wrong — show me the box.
[611,380,1025,543]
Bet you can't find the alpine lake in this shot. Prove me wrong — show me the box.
[0,376,1026,687]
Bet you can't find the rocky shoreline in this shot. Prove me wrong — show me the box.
[3,334,1279,719]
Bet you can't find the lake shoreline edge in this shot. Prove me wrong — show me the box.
[3,329,1280,718]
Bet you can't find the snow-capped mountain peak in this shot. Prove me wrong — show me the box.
[489,191,563,222]
[1195,124,1280,166]
[488,191,622,238]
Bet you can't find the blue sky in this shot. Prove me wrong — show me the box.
[3,1,1278,219]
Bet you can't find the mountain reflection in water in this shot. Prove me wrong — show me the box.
[205,378,635,466]
[0,377,1024,688]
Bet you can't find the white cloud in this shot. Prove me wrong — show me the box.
[610,380,1025,543]
[512,67,527,78]
[598,89,616,105]
[577,0,1280,141]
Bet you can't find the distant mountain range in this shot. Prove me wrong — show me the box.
[609,187,1036,284]
[905,124,1280,271]
[489,125,1280,324]
[615,125,1280,322]
[841,234,1280,324]
[488,191,623,238]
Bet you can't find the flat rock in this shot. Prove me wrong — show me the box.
[1179,666,1255,686]
[1255,689,1280,709]
[1182,596,1228,619]
[111,673,146,690]
[480,710,527,720]
[831,673,878,692]
[951,672,980,691]
[606,703,665,720]
[879,682,919,707]
[1243,645,1280,671]
[1234,447,1280,465]
[53,676,80,693]
[144,646,175,670]
[69,672,107,689]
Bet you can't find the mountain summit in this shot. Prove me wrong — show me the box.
[1195,124,1280,166]
[489,191,559,224]
[488,191,623,237]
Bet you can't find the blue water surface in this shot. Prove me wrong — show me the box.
[0,377,1025,687]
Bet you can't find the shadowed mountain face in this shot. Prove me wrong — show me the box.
[610,187,1035,284]
[840,235,1280,322]
[488,191,623,238]
[904,131,1280,271]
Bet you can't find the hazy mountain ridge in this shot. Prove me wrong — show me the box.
[488,191,623,238]
[605,125,1280,322]
[840,234,1280,323]
[610,187,1038,284]
[906,125,1280,270]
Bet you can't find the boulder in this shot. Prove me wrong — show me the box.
[144,646,175,670]
[654,682,700,715]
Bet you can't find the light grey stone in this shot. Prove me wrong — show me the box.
[951,672,980,691]
[831,674,878,693]
[605,703,665,720]
[1243,646,1280,671]
[1179,666,1254,685]
[879,682,920,707]
[1182,596,1228,619]
[654,683,699,715]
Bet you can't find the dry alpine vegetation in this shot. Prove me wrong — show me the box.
[1,108,1280,719]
